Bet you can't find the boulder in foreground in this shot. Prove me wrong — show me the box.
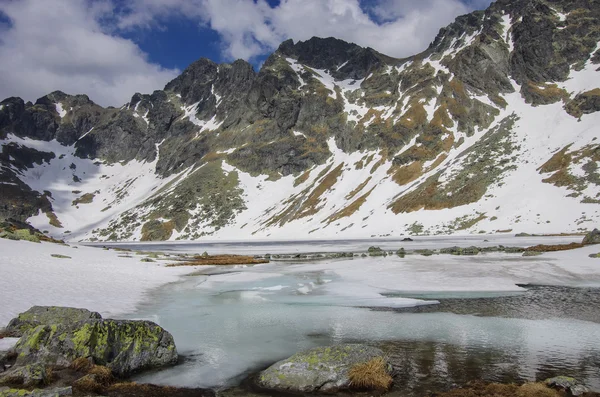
[2,307,178,378]
[5,306,101,337]
[256,344,392,393]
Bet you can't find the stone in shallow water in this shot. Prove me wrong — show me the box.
[582,228,600,245]
[257,344,391,393]
[545,376,589,396]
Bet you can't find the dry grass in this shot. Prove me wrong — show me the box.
[294,170,311,187]
[325,188,374,224]
[348,357,393,391]
[70,357,94,372]
[89,365,113,384]
[294,162,344,219]
[346,177,372,200]
[391,161,423,186]
[517,382,560,397]
[167,254,269,267]
[525,242,584,252]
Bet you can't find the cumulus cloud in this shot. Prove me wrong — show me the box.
[0,0,179,107]
[118,0,492,61]
[0,0,493,107]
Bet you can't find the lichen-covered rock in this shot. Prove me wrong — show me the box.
[545,376,589,396]
[0,363,47,387]
[256,344,391,393]
[0,387,72,397]
[5,307,101,338]
[439,246,480,255]
[13,316,177,377]
[582,229,600,245]
[367,246,385,257]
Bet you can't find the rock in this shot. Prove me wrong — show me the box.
[582,229,600,245]
[439,246,480,256]
[0,387,72,397]
[396,248,405,257]
[545,376,589,396]
[401,238,414,242]
[13,318,178,377]
[415,249,435,256]
[589,253,600,258]
[367,246,385,257]
[515,233,532,237]
[5,306,101,338]
[522,251,543,257]
[256,344,391,393]
[0,363,47,387]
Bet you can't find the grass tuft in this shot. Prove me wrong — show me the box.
[348,357,393,391]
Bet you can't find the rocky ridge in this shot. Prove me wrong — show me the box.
[0,0,599,241]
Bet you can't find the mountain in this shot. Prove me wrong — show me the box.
[1,0,599,242]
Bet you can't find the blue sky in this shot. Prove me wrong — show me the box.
[0,0,493,106]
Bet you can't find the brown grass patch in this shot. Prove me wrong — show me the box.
[294,163,344,219]
[167,254,269,267]
[45,211,63,228]
[525,242,584,252]
[346,177,372,200]
[391,161,423,186]
[348,357,393,391]
[294,170,311,187]
[518,382,560,397]
[72,192,95,206]
[70,357,94,372]
[539,145,573,174]
[326,188,374,224]
[89,365,113,384]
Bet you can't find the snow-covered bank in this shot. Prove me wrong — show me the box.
[0,239,195,327]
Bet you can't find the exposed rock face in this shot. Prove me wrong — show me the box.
[3,307,178,377]
[256,344,391,393]
[4,306,101,337]
[582,228,600,245]
[1,0,599,241]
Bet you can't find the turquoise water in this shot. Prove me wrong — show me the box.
[127,260,600,394]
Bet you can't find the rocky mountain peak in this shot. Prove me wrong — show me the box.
[274,36,394,80]
[0,0,599,241]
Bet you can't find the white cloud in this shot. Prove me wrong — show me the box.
[0,0,179,107]
[118,0,492,61]
[0,0,493,107]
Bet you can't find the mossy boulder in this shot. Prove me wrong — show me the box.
[582,229,600,245]
[256,344,391,393]
[545,376,589,396]
[0,387,72,397]
[5,307,101,338]
[0,363,47,387]
[367,246,385,257]
[5,307,178,378]
[439,246,480,255]
[13,319,177,377]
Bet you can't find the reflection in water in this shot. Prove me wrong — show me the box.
[381,340,600,396]
[130,273,600,395]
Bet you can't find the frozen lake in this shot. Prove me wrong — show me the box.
[92,234,583,255]
[121,236,600,394]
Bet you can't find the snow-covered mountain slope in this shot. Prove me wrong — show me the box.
[1,0,599,241]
